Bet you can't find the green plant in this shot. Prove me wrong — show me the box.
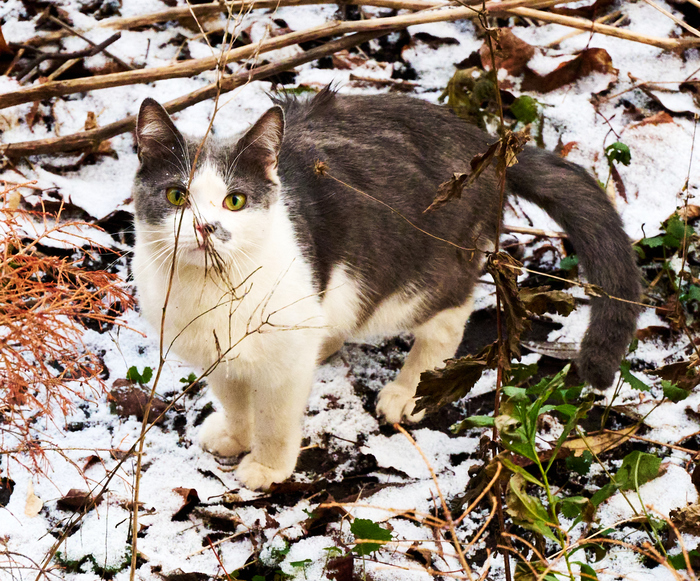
[126,366,153,385]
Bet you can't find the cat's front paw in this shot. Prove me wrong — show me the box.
[199,411,250,457]
[235,454,292,491]
[376,382,425,424]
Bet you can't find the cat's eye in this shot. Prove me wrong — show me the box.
[224,193,247,211]
[166,187,187,206]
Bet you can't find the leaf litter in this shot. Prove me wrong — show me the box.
[0,0,700,579]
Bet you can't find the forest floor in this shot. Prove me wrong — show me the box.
[1,0,700,579]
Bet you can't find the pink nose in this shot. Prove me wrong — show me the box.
[195,223,215,236]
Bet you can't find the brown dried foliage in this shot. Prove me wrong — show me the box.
[0,182,133,470]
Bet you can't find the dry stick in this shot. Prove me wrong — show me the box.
[510,6,700,49]
[0,0,565,110]
[0,31,387,158]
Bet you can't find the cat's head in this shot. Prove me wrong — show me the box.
[132,98,285,270]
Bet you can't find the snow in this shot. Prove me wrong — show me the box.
[1,0,700,579]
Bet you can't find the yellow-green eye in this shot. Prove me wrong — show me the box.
[224,193,246,211]
[166,187,187,206]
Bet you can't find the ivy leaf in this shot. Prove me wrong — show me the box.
[576,562,599,580]
[559,495,591,520]
[350,518,392,556]
[619,360,650,392]
[604,141,631,166]
[126,366,142,383]
[141,367,153,384]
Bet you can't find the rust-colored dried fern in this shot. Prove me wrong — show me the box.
[0,181,134,470]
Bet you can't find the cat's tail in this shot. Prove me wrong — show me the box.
[506,147,642,389]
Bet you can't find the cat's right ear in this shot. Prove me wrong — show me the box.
[135,98,183,161]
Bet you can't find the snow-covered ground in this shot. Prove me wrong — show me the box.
[1,0,700,579]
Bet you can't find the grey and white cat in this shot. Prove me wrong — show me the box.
[132,89,640,490]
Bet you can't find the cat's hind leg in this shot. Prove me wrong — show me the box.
[199,368,253,457]
[376,297,475,423]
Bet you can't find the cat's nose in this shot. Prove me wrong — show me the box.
[196,223,216,236]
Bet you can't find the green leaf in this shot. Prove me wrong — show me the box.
[590,482,619,507]
[669,549,700,570]
[451,415,495,433]
[506,362,539,385]
[559,496,589,519]
[639,234,666,248]
[252,576,266,581]
[180,372,197,384]
[141,367,153,384]
[559,255,579,270]
[290,559,312,568]
[350,518,392,556]
[615,450,661,491]
[126,366,142,383]
[604,141,631,166]
[554,404,578,418]
[566,450,593,476]
[505,474,559,543]
[662,380,689,402]
[503,385,529,402]
[511,95,539,124]
[499,455,545,488]
[619,360,650,392]
[665,214,694,242]
[576,562,599,581]
[680,284,700,303]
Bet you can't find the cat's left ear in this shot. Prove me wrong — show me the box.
[237,106,285,180]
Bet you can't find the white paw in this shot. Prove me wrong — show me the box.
[235,454,292,491]
[199,412,250,457]
[376,382,425,424]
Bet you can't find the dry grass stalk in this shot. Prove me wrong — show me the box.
[0,182,133,471]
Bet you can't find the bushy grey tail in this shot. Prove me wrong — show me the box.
[507,148,642,389]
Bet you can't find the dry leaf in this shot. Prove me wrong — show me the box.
[561,426,638,457]
[25,482,43,517]
[629,111,675,130]
[172,487,200,521]
[522,48,617,93]
[331,49,367,70]
[677,205,700,221]
[57,489,102,512]
[84,111,98,131]
[109,385,173,425]
[0,24,12,56]
[558,141,579,158]
[670,502,700,535]
[480,28,535,76]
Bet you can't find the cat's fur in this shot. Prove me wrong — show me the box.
[132,89,641,490]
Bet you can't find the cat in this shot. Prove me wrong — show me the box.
[131,88,641,491]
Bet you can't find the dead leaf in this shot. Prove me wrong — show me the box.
[415,343,498,412]
[26,101,41,132]
[561,426,638,457]
[480,28,535,76]
[610,163,628,202]
[522,48,617,93]
[670,502,700,535]
[677,205,700,221]
[558,141,578,158]
[551,0,615,18]
[413,32,459,49]
[57,488,102,512]
[629,111,675,130]
[25,482,42,517]
[172,487,200,521]
[652,360,700,391]
[84,111,98,131]
[0,478,14,508]
[109,385,173,425]
[520,286,576,316]
[327,554,354,581]
[82,455,102,471]
[485,252,529,359]
[331,49,367,70]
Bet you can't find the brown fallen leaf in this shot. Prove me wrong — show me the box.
[629,111,675,130]
[84,111,98,131]
[480,28,535,76]
[172,487,200,521]
[670,502,700,535]
[652,360,700,391]
[551,0,615,18]
[331,49,367,70]
[57,488,102,512]
[562,426,639,457]
[109,384,173,425]
[522,48,617,93]
[557,141,579,158]
[677,205,700,221]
